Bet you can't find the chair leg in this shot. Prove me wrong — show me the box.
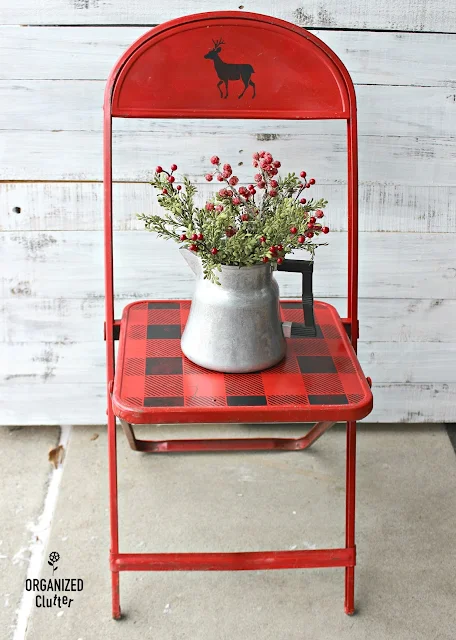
[111,571,121,620]
[108,405,122,619]
[344,420,356,615]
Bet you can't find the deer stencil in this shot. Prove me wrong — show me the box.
[204,39,256,100]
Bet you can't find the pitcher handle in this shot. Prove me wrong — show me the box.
[277,258,317,337]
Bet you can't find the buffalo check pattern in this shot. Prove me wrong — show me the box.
[113,300,371,422]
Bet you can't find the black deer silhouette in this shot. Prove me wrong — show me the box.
[204,39,256,100]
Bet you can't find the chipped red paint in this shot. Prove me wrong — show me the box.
[103,11,366,621]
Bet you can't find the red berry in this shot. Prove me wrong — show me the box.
[232,196,241,205]
[252,152,260,160]
[306,231,314,238]
[254,173,262,183]
[215,205,224,212]
[259,150,266,157]
[218,189,227,197]
[167,175,175,183]
[260,236,266,243]
[210,155,220,165]
[277,257,284,264]
[269,189,277,197]
[170,163,178,171]
[269,246,277,253]
[270,179,278,188]
[241,213,249,221]
[322,226,330,234]
[191,233,198,241]
[277,245,283,251]
[270,167,278,176]
[273,160,281,168]
[253,161,259,167]
[226,189,233,197]
[290,227,298,234]
[189,244,197,251]
[211,247,218,255]
[309,178,315,185]
[205,202,214,211]
[217,174,224,182]
[262,256,269,263]
[176,185,182,191]
[197,233,204,240]
[300,198,307,204]
[162,188,168,195]
[225,227,235,237]
[316,210,324,218]
[259,159,268,169]
[309,216,316,223]
[229,176,239,186]
[180,234,187,241]
[258,181,266,189]
[308,223,315,229]
[298,235,305,244]
[306,184,311,188]
[264,152,273,163]
[223,163,232,173]
[205,173,213,182]
[300,171,306,178]
[250,187,257,195]
[155,165,163,173]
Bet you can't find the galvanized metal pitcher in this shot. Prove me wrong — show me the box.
[180,248,316,373]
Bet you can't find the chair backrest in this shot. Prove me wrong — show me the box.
[103,11,359,375]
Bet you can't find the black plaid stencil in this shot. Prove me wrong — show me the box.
[146,357,183,375]
[297,356,337,374]
[147,325,181,339]
[227,395,268,406]
[148,302,180,309]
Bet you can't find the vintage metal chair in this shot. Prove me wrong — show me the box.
[103,11,373,620]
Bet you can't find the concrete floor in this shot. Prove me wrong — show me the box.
[2,424,456,640]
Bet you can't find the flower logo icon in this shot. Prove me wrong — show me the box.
[48,551,60,575]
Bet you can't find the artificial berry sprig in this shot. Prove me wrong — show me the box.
[137,151,329,283]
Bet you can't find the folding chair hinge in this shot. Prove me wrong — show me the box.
[104,321,121,341]
[341,319,359,340]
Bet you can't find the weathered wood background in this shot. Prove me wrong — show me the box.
[1,2,455,425]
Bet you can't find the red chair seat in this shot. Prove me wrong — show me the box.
[113,299,373,425]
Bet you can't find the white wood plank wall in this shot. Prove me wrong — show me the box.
[0,2,455,425]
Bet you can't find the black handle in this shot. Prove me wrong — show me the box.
[276,258,317,337]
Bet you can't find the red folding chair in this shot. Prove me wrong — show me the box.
[104,10,373,620]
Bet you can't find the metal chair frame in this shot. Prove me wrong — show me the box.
[103,11,372,619]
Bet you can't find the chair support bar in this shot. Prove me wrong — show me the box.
[111,547,355,572]
[119,419,336,453]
